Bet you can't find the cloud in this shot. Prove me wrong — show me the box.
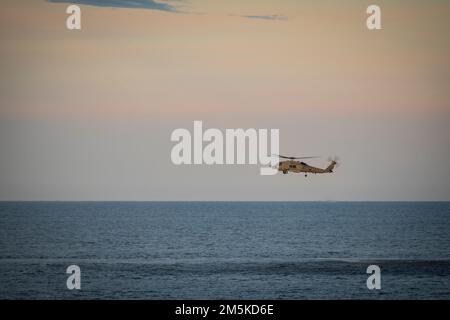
[48,0,182,12]
[242,14,288,21]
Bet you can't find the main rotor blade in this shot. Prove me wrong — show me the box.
[275,154,320,160]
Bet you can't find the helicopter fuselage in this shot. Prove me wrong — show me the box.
[278,160,336,175]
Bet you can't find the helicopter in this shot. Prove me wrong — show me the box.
[274,155,339,177]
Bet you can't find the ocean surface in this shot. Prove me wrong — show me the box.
[0,202,449,299]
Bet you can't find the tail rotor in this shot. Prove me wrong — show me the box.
[327,156,340,168]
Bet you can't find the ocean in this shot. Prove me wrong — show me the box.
[0,202,449,299]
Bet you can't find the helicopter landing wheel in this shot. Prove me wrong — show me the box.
[283,170,288,174]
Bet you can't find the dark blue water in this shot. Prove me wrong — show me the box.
[0,202,449,299]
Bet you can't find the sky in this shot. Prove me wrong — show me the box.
[0,0,449,200]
